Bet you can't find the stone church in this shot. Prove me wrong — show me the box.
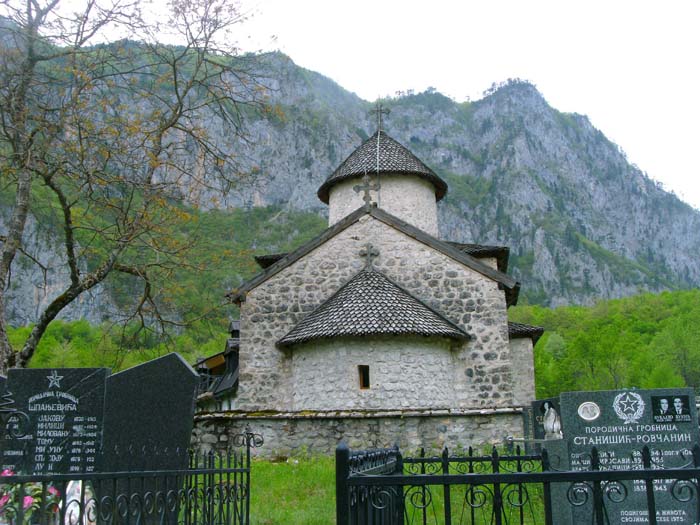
[193,125,543,455]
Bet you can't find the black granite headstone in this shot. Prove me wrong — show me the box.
[0,368,109,475]
[0,353,198,476]
[558,388,699,524]
[100,353,198,471]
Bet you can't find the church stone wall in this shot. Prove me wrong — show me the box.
[291,336,455,411]
[236,214,516,413]
[328,174,439,236]
[193,412,524,458]
[508,338,536,406]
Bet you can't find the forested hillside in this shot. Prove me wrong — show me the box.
[7,204,326,368]
[510,290,700,396]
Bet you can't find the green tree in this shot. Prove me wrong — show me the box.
[0,0,267,372]
[650,316,700,387]
[511,290,700,396]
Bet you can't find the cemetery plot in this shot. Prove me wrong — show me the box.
[559,387,699,525]
[0,353,198,475]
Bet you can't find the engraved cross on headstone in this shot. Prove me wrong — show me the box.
[353,171,381,208]
[370,102,390,132]
[359,243,379,268]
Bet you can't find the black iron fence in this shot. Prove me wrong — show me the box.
[336,442,700,525]
[0,430,262,525]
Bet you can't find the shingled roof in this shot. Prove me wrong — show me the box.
[277,268,469,348]
[447,242,509,273]
[508,322,545,345]
[317,131,448,204]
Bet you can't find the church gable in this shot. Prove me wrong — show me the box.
[235,214,516,412]
[229,206,519,306]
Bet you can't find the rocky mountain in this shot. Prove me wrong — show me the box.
[211,55,700,306]
[0,204,117,325]
[4,51,700,326]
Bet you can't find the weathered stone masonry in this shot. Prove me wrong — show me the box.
[194,411,525,457]
[236,215,513,412]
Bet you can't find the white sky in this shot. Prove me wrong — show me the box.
[235,0,700,209]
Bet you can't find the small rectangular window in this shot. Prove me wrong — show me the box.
[358,365,370,389]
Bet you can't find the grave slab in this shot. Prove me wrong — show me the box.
[559,388,699,524]
[0,368,109,475]
[0,353,198,475]
[101,353,198,471]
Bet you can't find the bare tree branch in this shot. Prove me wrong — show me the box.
[0,0,269,371]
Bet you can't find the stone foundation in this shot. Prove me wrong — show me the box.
[192,408,525,457]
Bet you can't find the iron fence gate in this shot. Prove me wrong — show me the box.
[336,442,700,525]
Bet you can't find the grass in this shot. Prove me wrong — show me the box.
[248,454,546,524]
[251,456,336,524]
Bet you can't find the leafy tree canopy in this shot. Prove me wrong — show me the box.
[510,290,699,398]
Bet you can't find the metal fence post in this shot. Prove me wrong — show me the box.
[396,444,405,525]
[515,445,525,525]
[442,447,452,525]
[491,446,503,525]
[693,444,700,521]
[591,447,605,525]
[468,446,476,524]
[641,446,658,525]
[394,443,404,475]
[419,448,427,525]
[245,436,251,525]
[336,442,351,525]
[541,448,554,525]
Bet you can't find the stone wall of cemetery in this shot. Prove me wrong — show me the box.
[193,411,524,457]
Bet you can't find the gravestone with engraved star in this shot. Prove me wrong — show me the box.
[0,353,198,476]
[0,368,109,475]
[558,388,699,524]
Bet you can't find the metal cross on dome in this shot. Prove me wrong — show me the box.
[359,242,379,268]
[353,171,381,209]
[370,101,390,132]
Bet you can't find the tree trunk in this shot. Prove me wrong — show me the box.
[14,252,121,369]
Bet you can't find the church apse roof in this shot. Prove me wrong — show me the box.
[317,131,448,204]
[277,268,469,348]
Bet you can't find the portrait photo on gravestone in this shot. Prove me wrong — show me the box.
[538,387,700,525]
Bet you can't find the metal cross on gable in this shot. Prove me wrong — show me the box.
[370,101,390,132]
[353,171,381,208]
[359,242,379,268]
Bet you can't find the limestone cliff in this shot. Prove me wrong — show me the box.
[3,52,700,325]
